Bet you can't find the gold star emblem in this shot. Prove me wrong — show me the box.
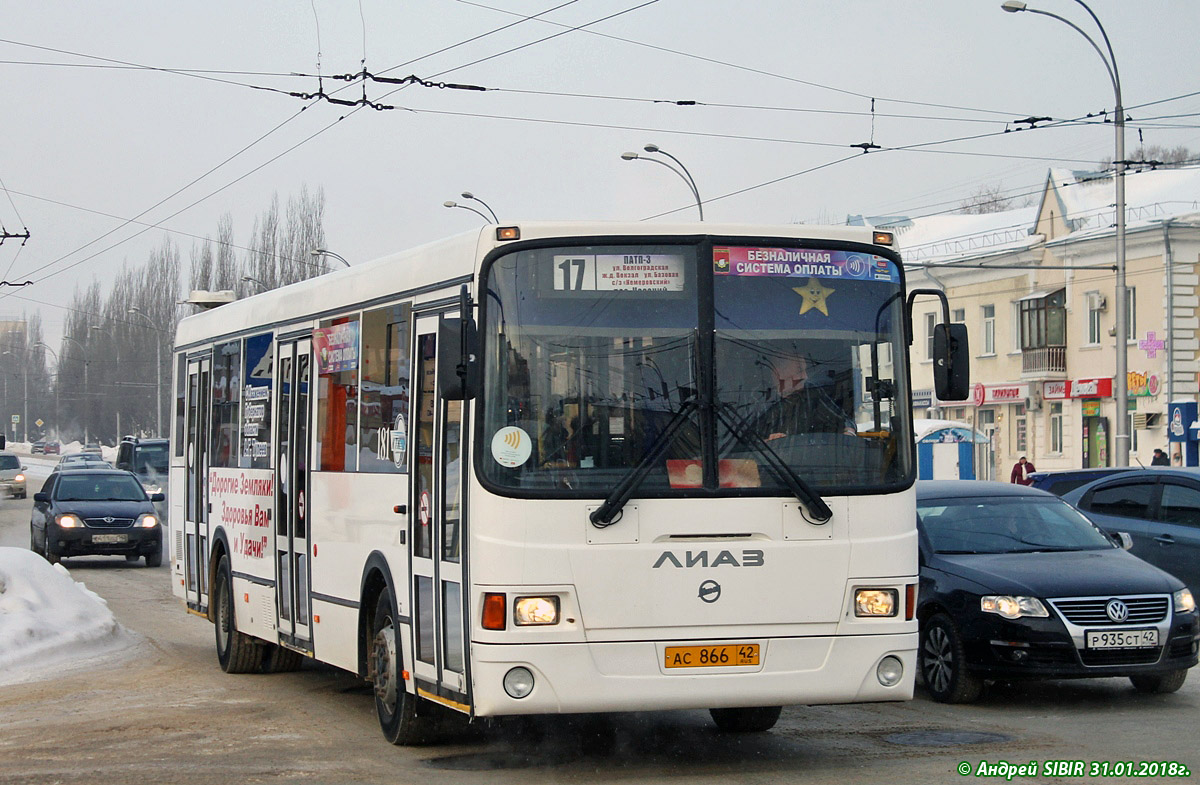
[794,277,834,316]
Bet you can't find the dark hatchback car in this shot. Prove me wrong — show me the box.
[30,468,165,567]
[917,481,1198,703]
[1063,468,1200,599]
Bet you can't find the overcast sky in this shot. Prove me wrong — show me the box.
[0,0,1197,346]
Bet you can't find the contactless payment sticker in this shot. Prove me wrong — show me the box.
[491,426,532,467]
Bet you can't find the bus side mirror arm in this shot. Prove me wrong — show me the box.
[906,288,970,402]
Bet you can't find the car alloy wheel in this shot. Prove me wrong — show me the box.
[920,613,982,703]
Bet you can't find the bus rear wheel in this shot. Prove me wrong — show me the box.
[214,554,264,673]
[709,706,782,733]
[371,589,433,745]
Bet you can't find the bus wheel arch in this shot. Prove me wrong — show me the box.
[357,554,397,679]
[206,531,233,623]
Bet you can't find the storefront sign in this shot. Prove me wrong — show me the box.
[1042,378,1113,400]
[970,383,1029,406]
[1081,400,1101,417]
[912,389,933,409]
[1127,371,1160,397]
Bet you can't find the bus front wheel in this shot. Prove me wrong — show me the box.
[371,589,433,745]
[709,706,782,733]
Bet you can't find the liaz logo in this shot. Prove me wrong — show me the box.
[652,549,764,568]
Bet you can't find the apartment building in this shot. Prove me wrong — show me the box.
[881,165,1200,480]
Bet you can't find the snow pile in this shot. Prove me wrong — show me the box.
[0,547,134,685]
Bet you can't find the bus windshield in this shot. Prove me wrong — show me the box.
[479,241,912,496]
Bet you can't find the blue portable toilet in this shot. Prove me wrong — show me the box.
[914,419,989,480]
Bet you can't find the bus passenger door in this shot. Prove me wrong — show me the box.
[275,338,313,648]
[411,313,469,706]
[184,355,211,611]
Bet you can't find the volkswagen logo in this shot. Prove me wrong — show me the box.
[1106,599,1130,623]
[698,580,721,604]
[103,516,115,524]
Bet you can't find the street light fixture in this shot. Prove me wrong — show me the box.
[443,200,491,224]
[33,342,60,442]
[1002,0,1129,466]
[621,143,704,220]
[310,248,352,269]
[241,275,268,293]
[460,192,499,222]
[128,307,164,437]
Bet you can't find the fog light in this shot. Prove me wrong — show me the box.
[876,655,903,687]
[503,667,535,699]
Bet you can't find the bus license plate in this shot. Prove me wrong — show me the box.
[1085,629,1158,649]
[664,644,759,669]
[92,534,128,544]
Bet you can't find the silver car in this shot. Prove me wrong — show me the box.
[0,451,27,498]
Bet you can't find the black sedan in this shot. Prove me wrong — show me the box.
[917,481,1199,703]
[30,468,165,567]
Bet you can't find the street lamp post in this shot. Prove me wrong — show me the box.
[443,201,491,223]
[460,192,499,222]
[1002,0,1129,466]
[63,335,89,444]
[89,325,119,442]
[34,343,60,442]
[310,248,352,269]
[2,350,27,443]
[621,144,704,220]
[241,275,268,293]
[128,307,163,437]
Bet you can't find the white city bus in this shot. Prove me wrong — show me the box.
[169,222,967,744]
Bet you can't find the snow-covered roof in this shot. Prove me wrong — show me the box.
[890,165,1200,266]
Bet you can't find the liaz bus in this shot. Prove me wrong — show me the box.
[169,222,968,744]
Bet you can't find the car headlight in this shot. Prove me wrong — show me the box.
[980,595,1049,619]
[14,473,24,482]
[1174,588,1196,613]
[855,588,899,617]
[137,514,159,528]
[513,596,559,626]
[56,514,82,528]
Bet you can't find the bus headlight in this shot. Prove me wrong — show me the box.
[503,667,535,698]
[854,589,898,617]
[514,596,559,626]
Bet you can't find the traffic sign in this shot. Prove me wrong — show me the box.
[9,415,16,424]
[35,418,43,428]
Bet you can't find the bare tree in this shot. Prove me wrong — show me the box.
[959,183,1016,214]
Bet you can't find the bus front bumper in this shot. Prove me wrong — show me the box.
[468,632,916,716]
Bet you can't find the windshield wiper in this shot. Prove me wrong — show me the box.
[590,400,698,528]
[714,402,832,523]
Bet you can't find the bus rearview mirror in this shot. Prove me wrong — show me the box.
[438,317,479,401]
[933,322,969,401]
